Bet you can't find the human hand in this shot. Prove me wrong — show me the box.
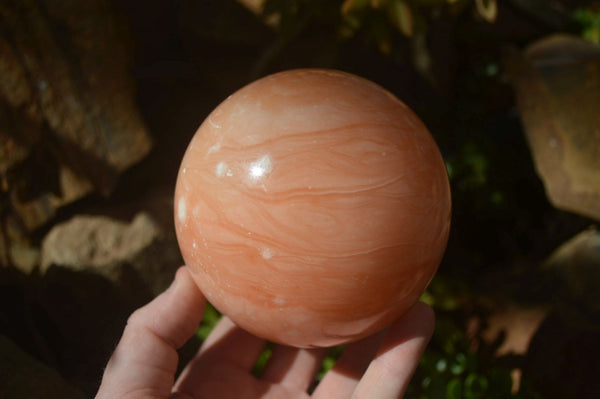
[96,266,434,399]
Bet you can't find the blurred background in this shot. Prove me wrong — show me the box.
[1,0,599,397]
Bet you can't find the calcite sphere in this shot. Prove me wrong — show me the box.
[174,69,451,348]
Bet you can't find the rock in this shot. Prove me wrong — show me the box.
[0,334,85,399]
[36,210,185,394]
[38,264,152,395]
[475,304,550,393]
[482,305,550,356]
[523,308,600,398]
[0,130,29,175]
[9,164,94,232]
[0,0,152,230]
[41,213,160,272]
[32,206,185,394]
[544,226,600,310]
[519,226,600,397]
[40,212,179,294]
[9,242,40,274]
[507,34,600,221]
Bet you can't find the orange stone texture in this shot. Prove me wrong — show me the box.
[175,69,451,347]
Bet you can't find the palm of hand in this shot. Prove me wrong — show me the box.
[176,356,314,399]
[96,267,433,399]
[173,316,387,399]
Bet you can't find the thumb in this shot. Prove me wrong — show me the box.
[96,266,205,399]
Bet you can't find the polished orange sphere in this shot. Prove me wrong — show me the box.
[174,69,451,348]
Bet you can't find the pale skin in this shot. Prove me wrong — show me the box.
[96,267,435,399]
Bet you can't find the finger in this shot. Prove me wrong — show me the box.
[352,302,435,399]
[173,317,266,396]
[96,266,205,399]
[261,345,328,392]
[312,331,385,399]
[173,316,267,395]
[198,316,267,369]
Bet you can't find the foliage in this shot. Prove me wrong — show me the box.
[257,0,496,77]
[195,302,221,340]
[339,0,497,44]
[574,3,600,43]
[408,301,542,398]
[261,0,497,45]
[410,316,515,398]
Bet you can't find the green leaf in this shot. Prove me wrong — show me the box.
[446,377,463,399]
[341,0,371,15]
[464,373,488,399]
[387,0,413,37]
[195,302,221,340]
[424,376,449,398]
[436,358,448,373]
[316,345,344,381]
[475,0,497,23]
[450,352,467,375]
[252,344,273,377]
[488,368,514,397]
